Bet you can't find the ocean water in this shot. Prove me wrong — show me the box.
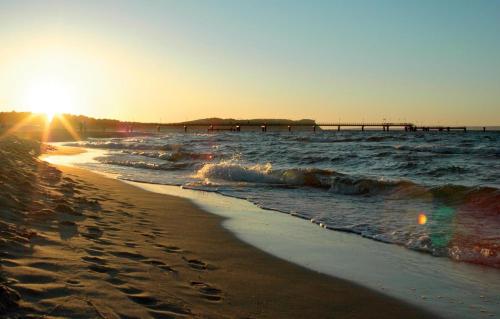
[66,130,500,269]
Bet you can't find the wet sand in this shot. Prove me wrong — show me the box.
[0,138,438,318]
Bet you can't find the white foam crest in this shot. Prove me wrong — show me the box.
[195,161,278,184]
[195,161,413,192]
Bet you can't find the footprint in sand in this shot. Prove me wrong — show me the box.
[116,209,132,218]
[141,233,156,239]
[190,281,223,302]
[118,201,135,209]
[151,228,168,236]
[118,286,143,295]
[93,238,115,246]
[182,257,214,271]
[13,283,73,299]
[148,306,191,319]
[14,273,55,284]
[66,278,84,287]
[81,256,107,265]
[82,226,103,239]
[27,261,64,272]
[110,251,147,261]
[136,217,152,225]
[155,244,182,254]
[129,293,159,306]
[144,260,164,266]
[106,276,127,286]
[58,220,78,240]
[120,288,191,318]
[143,259,176,273]
[88,263,118,276]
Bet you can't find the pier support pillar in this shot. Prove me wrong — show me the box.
[337,125,340,131]
[313,125,316,132]
[483,127,486,132]
[361,125,364,131]
[184,125,187,133]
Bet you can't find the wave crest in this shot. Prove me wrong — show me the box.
[194,161,418,195]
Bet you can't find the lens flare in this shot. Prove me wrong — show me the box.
[418,213,427,225]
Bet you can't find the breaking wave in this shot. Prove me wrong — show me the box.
[195,161,500,202]
[70,130,500,268]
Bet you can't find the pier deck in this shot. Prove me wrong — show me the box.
[159,122,471,132]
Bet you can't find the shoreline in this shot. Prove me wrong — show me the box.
[41,144,500,319]
[55,165,438,318]
[16,144,439,318]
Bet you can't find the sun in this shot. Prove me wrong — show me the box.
[25,78,75,122]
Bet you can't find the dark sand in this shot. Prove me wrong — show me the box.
[0,137,438,318]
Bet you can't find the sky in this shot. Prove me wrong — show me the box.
[0,0,499,125]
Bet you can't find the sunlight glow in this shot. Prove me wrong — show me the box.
[24,77,75,122]
[57,114,82,141]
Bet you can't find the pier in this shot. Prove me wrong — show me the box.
[416,126,467,132]
[159,122,473,132]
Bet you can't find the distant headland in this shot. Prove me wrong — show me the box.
[0,111,497,142]
[0,112,320,140]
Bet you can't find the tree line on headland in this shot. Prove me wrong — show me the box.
[0,111,318,141]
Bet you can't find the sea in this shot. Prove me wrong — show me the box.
[45,129,500,318]
[66,130,499,269]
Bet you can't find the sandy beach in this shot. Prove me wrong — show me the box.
[0,137,438,318]
[1,1,498,316]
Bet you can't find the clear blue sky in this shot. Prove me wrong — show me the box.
[0,0,499,124]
